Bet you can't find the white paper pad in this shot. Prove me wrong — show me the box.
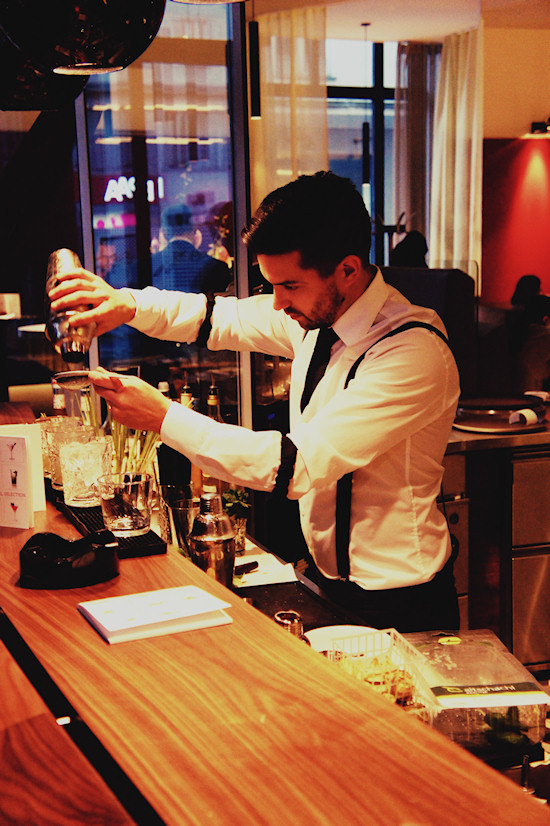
[233,552,298,587]
[78,585,232,644]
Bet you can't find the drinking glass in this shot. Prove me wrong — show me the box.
[97,472,152,537]
[159,484,199,556]
[35,415,65,478]
[60,432,113,507]
[44,416,83,490]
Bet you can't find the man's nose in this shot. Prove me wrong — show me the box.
[272,288,288,311]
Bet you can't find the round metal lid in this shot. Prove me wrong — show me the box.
[454,396,547,434]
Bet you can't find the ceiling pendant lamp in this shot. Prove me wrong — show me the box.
[0,0,167,76]
[0,29,87,110]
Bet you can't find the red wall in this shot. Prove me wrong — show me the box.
[482,137,550,304]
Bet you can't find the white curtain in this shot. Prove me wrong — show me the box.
[249,7,328,212]
[429,26,483,292]
[393,43,441,239]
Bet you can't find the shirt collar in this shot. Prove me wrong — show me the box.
[332,267,388,350]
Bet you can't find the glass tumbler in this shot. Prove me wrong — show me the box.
[36,415,65,478]
[159,484,199,556]
[45,416,83,490]
[97,472,152,537]
[60,431,113,507]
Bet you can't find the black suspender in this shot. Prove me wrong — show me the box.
[335,321,451,580]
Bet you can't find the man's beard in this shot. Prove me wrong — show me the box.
[291,280,344,330]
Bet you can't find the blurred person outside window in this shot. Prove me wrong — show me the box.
[152,203,231,294]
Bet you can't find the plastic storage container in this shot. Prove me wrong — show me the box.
[403,629,548,759]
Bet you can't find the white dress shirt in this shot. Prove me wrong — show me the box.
[127,269,460,590]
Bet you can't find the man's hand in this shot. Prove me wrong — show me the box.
[89,367,171,433]
[47,268,136,336]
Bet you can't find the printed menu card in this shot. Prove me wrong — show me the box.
[0,434,32,528]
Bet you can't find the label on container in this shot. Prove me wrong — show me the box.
[432,681,548,708]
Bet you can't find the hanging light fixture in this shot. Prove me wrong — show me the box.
[0,29,87,110]
[248,0,260,118]
[0,0,167,76]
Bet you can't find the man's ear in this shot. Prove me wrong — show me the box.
[194,228,203,249]
[339,255,362,280]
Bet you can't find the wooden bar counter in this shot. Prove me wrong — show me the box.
[0,635,133,824]
[1,504,550,825]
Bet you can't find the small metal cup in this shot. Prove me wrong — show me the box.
[274,610,305,637]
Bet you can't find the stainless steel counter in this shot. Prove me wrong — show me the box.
[447,415,550,454]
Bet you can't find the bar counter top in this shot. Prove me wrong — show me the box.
[447,410,550,453]
[1,505,550,825]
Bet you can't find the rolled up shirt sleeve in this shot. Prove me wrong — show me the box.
[160,401,284,491]
[126,287,207,342]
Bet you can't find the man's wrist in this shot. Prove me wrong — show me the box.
[119,288,137,322]
[156,396,173,433]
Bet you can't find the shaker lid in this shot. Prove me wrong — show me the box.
[200,492,223,514]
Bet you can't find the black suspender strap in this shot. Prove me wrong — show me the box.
[335,322,451,580]
[196,292,216,346]
[272,435,298,499]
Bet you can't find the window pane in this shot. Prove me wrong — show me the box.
[384,100,395,223]
[85,3,239,421]
[326,40,372,87]
[383,42,398,88]
[328,98,373,215]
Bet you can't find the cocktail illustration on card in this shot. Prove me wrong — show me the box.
[0,435,31,528]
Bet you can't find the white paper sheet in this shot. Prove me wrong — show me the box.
[233,552,298,587]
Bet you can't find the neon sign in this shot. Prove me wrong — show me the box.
[103,176,165,204]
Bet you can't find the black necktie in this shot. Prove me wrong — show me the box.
[300,327,339,412]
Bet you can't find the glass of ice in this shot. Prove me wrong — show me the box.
[97,472,152,537]
[45,416,84,490]
[60,431,113,507]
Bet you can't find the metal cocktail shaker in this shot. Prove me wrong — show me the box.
[189,493,235,588]
[45,248,96,364]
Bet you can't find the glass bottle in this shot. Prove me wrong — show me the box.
[51,378,67,415]
[179,372,194,408]
[188,492,235,588]
[177,372,202,495]
[45,248,96,364]
[202,375,224,494]
[206,375,223,423]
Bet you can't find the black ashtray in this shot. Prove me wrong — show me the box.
[19,530,119,589]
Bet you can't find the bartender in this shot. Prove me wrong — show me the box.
[48,171,460,633]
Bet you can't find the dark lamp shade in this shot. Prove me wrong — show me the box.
[0,0,166,76]
[0,29,88,110]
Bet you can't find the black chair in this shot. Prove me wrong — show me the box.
[382,267,478,398]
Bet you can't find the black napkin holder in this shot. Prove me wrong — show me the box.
[18,530,119,589]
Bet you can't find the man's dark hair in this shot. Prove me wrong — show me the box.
[161,203,194,241]
[241,171,372,276]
